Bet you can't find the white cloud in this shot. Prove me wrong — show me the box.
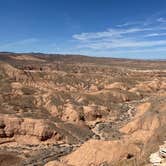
[116,21,143,27]
[116,22,130,27]
[73,27,152,41]
[157,17,166,23]
[145,33,166,37]
[78,39,166,49]
[72,17,166,55]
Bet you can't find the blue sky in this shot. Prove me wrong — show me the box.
[0,0,166,59]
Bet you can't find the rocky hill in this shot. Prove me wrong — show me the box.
[0,53,165,166]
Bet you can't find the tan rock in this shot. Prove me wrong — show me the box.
[45,160,72,166]
[0,115,58,143]
[104,82,128,90]
[135,102,151,117]
[10,55,46,62]
[61,104,81,122]
[63,139,140,166]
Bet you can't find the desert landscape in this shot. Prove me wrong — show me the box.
[0,52,165,166]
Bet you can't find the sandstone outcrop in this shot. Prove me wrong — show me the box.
[0,115,57,143]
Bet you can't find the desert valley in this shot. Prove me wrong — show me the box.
[0,52,165,166]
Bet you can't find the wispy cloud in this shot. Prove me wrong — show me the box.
[116,22,131,27]
[72,15,166,58]
[157,17,166,23]
[73,27,152,41]
[116,21,142,27]
[145,32,166,37]
[78,39,166,49]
